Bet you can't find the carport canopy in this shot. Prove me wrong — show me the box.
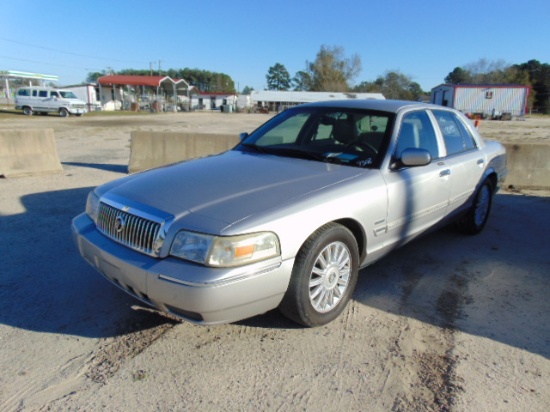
[97,75,190,106]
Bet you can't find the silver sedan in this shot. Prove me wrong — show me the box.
[72,100,507,326]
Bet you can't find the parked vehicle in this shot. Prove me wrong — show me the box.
[15,86,87,117]
[72,100,507,327]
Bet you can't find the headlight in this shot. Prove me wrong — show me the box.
[170,230,280,267]
[86,190,100,223]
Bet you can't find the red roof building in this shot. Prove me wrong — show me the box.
[97,75,190,111]
[98,75,188,88]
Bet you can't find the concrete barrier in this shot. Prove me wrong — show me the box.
[502,143,550,189]
[0,129,63,178]
[128,132,550,189]
[129,131,240,173]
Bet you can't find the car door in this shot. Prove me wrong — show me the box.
[431,110,486,216]
[382,110,450,246]
[47,90,61,113]
[38,90,50,112]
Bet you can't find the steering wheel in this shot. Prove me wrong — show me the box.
[347,140,378,156]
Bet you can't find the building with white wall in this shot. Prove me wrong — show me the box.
[188,89,238,111]
[242,90,385,111]
[431,84,530,118]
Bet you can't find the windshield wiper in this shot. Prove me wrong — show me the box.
[266,147,343,163]
[240,142,270,154]
[241,144,346,164]
[273,147,324,160]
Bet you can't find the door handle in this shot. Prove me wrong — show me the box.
[477,159,485,167]
[440,169,451,177]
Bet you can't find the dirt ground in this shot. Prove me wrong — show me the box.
[0,110,549,411]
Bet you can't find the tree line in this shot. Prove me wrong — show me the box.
[85,45,550,113]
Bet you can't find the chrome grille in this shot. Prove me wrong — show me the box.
[97,203,161,256]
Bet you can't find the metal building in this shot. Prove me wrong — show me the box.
[431,84,530,118]
[245,90,385,112]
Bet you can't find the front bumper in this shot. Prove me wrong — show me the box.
[72,213,293,325]
[68,108,87,115]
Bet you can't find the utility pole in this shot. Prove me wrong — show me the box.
[158,60,162,76]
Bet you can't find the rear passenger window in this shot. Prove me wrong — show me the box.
[39,90,48,97]
[17,89,31,96]
[433,110,477,155]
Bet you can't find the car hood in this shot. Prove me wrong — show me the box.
[99,150,371,231]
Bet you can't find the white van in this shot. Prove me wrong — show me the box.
[15,87,88,117]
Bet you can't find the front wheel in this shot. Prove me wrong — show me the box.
[279,223,359,327]
[59,108,69,117]
[456,179,493,235]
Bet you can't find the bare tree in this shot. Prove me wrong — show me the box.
[464,58,515,83]
[305,45,362,92]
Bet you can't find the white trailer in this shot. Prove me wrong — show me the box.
[62,84,101,112]
[431,84,530,118]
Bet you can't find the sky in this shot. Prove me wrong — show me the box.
[2,0,549,92]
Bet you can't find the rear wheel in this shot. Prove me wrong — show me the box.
[279,223,359,327]
[59,108,69,117]
[23,106,33,116]
[456,179,493,235]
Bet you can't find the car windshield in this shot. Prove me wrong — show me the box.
[238,106,393,168]
[59,91,78,99]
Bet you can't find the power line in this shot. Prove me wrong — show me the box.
[0,36,145,65]
[0,54,103,72]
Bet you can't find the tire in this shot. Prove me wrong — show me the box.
[59,108,69,117]
[456,179,493,235]
[279,223,359,327]
[23,106,33,116]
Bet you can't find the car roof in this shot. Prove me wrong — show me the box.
[298,99,439,114]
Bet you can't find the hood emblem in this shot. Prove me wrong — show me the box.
[114,215,126,233]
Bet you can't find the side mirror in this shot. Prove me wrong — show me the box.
[239,132,249,141]
[401,148,431,167]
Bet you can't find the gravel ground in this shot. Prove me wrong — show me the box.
[1,111,549,411]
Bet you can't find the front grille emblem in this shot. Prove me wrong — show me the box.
[114,216,126,233]
[97,202,163,256]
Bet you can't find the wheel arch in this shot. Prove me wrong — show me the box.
[482,169,498,191]
[332,218,367,261]
[291,218,367,264]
